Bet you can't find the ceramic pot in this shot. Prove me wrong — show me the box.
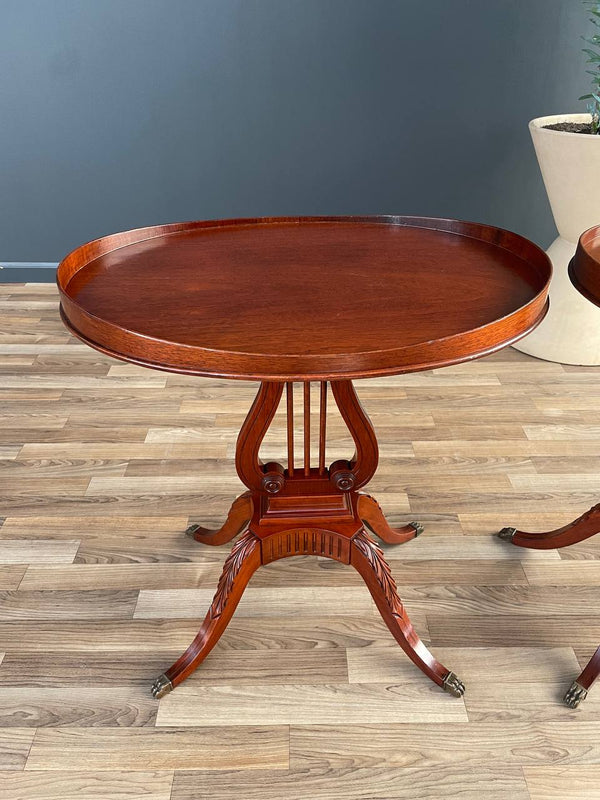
[513,113,600,365]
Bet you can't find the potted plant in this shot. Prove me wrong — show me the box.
[514,0,600,365]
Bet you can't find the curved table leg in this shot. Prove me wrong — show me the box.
[350,529,465,697]
[151,530,261,697]
[185,492,253,546]
[564,645,600,708]
[357,493,423,544]
[498,504,600,709]
[498,503,600,549]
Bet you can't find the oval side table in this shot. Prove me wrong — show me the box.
[500,223,600,708]
[57,215,551,701]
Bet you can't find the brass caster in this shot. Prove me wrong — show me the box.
[497,526,517,542]
[564,680,587,709]
[185,524,200,538]
[442,671,465,698]
[151,673,173,699]
[409,521,424,537]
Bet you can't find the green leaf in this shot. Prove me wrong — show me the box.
[580,94,594,100]
[583,48,600,61]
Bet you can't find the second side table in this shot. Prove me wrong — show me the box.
[500,223,600,708]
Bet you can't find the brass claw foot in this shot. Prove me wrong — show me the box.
[409,521,424,537]
[151,673,173,699]
[564,680,588,709]
[497,526,516,542]
[442,671,466,698]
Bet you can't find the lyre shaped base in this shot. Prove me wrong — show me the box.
[152,381,464,699]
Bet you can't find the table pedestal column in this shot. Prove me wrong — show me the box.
[151,380,465,700]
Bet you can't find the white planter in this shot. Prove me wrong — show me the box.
[513,113,600,365]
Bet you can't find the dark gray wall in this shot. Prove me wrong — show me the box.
[0,0,592,268]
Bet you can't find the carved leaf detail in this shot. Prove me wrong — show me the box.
[209,530,258,619]
[353,530,404,617]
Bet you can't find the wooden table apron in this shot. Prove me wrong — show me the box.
[56,215,552,700]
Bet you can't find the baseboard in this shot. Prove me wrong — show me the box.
[0,262,58,284]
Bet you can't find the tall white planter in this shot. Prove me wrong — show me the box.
[514,113,600,365]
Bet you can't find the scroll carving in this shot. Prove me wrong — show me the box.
[330,381,378,490]
[235,382,284,492]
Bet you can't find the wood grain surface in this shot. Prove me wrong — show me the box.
[57,216,551,380]
[1,283,599,799]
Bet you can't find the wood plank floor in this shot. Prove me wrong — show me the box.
[2,283,600,799]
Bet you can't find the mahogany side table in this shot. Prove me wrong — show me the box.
[57,216,551,700]
[500,223,600,708]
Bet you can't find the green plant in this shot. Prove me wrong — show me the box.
[580,0,600,133]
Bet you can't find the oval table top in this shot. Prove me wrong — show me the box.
[57,216,552,381]
[570,225,600,309]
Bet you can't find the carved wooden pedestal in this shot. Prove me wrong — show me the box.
[499,506,600,707]
[151,380,465,700]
